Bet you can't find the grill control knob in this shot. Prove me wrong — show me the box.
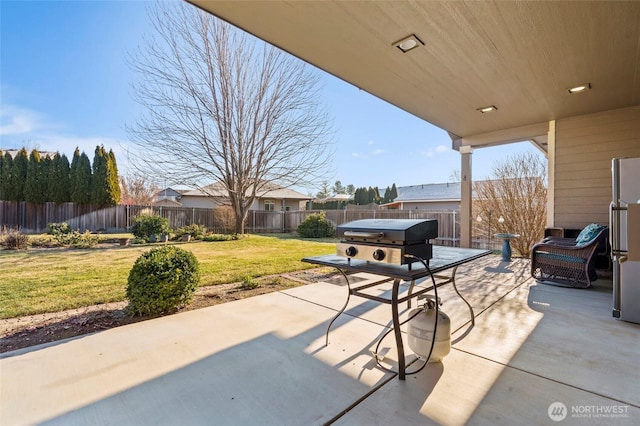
[372,249,386,261]
[345,246,358,257]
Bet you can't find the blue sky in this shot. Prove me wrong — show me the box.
[1,0,543,194]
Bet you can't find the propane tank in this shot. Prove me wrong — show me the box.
[407,297,451,362]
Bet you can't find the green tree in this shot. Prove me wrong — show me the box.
[25,150,47,203]
[91,145,107,206]
[41,154,53,202]
[346,184,355,195]
[316,180,330,199]
[353,187,368,205]
[9,148,28,201]
[389,183,398,201]
[1,152,13,200]
[382,186,392,203]
[50,153,71,203]
[367,187,380,204]
[71,151,92,204]
[332,180,345,194]
[106,149,121,205]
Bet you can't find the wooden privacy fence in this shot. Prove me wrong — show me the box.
[0,202,232,234]
[248,209,460,245]
[0,201,465,245]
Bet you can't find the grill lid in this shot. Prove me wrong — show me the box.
[337,219,438,245]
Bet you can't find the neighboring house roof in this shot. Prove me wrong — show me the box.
[158,182,312,200]
[2,149,57,159]
[381,181,498,207]
[315,193,352,203]
[154,187,192,198]
[394,182,463,203]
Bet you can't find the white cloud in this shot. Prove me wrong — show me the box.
[420,144,452,158]
[352,147,386,159]
[0,105,43,136]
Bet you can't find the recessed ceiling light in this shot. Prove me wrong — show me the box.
[477,105,497,113]
[567,83,591,94]
[392,34,424,53]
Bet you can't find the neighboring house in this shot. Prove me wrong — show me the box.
[153,187,192,207]
[382,182,463,210]
[154,183,312,211]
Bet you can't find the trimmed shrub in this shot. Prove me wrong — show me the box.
[47,222,98,248]
[1,228,29,250]
[297,212,335,238]
[48,222,72,235]
[130,214,170,241]
[174,224,206,240]
[126,246,200,316]
[202,233,242,242]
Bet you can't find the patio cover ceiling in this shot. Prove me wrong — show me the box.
[188,1,640,150]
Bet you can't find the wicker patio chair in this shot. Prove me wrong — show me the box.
[531,224,608,288]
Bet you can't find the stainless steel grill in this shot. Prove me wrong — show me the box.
[336,219,438,265]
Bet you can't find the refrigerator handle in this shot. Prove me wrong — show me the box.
[611,159,621,318]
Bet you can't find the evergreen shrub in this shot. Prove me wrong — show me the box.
[174,224,206,240]
[131,214,170,241]
[47,222,99,248]
[126,246,200,316]
[297,212,335,238]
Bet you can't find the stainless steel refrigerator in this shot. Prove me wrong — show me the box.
[610,157,640,324]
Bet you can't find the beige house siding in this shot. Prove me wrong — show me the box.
[554,106,640,229]
[179,196,222,209]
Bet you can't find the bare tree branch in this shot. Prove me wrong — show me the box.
[473,152,547,257]
[126,2,334,233]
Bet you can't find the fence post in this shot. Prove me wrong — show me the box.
[452,210,457,246]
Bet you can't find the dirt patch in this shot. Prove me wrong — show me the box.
[0,268,340,354]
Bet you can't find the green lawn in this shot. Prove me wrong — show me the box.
[0,235,335,319]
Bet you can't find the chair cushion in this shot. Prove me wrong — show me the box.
[537,252,586,264]
[575,224,606,247]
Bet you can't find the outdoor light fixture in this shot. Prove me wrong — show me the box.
[477,105,497,113]
[393,34,424,53]
[498,216,505,223]
[567,83,591,94]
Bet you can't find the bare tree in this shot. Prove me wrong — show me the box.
[127,2,334,233]
[473,152,547,257]
[119,173,159,205]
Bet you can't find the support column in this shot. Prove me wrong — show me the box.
[460,145,473,248]
[546,120,556,228]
